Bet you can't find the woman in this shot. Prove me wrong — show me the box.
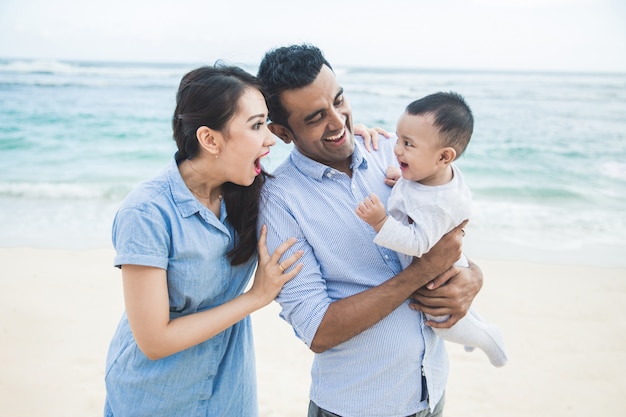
[104,64,303,416]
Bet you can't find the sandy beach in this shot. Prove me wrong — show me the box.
[1,247,625,416]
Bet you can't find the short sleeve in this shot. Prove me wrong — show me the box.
[112,206,171,269]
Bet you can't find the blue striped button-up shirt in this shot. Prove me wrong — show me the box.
[259,137,448,417]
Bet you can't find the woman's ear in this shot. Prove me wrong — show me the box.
[196,126,222,157]
[438,147,457,166]
[269,123,294,144]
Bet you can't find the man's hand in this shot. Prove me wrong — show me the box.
[408,220,466,281]
[410,260,483,328]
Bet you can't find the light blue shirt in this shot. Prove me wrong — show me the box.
[259,137,448,417]
[105,157,258,417]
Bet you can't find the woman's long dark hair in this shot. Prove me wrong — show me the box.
[172,63,268,265]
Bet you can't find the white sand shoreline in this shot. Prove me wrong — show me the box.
[1,248,625,416]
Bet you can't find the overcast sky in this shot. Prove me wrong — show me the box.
[0,0,624,72]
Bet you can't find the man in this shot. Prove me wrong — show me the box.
[257,44,483,417]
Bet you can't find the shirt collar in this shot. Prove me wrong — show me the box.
[352,141,369,170]
[166,156,206,218]
[166,156,230,235]
[289,138,369,180]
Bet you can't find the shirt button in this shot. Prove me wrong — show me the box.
[384,255,389,260]
[326,172,332,178]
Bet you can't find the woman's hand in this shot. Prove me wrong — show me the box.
[354,124,391,152]
[249,225,303,306]
[121,225,303,360]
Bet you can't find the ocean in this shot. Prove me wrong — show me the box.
[1,59,625,267]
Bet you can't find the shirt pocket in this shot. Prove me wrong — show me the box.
[105,329,138,380]
[167,239,232,313]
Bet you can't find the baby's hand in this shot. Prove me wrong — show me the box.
[354,124,391,152]
[384,166,401,187]
[355,193,388,232]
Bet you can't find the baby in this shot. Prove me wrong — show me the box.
[356,92,507,367]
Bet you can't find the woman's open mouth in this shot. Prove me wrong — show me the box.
[254,151,270,175]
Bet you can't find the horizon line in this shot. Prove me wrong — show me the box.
[1,55,625,77]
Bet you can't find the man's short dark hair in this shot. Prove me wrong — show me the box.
[257,44,332,128]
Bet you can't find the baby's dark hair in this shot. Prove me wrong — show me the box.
[406,92,473,157]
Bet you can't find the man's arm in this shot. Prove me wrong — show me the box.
[409,259,483,328]
[310,221,467,353]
